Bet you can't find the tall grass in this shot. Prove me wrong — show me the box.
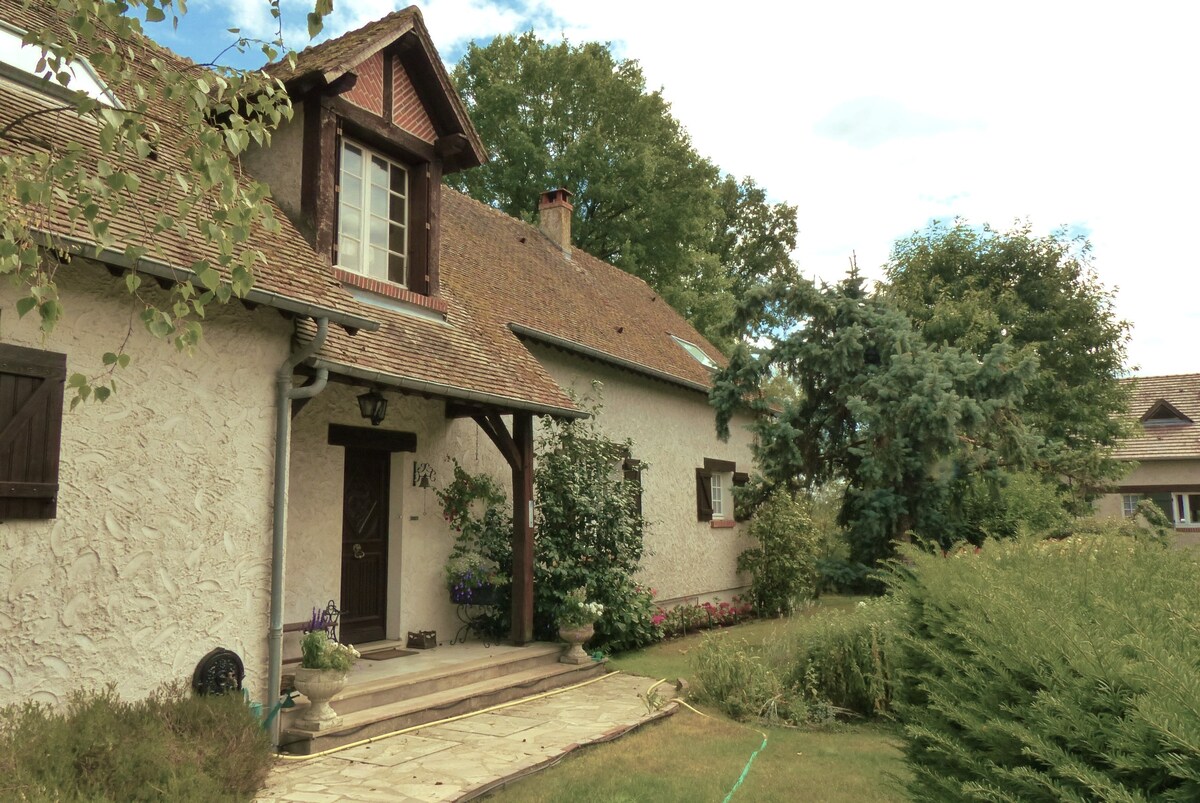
[0,682,271,802]
[693,597,898,724]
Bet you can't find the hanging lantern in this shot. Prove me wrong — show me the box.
[357,389,388,426]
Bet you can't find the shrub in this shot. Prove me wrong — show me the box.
[888,535,1200,802]
[738,489,822,615]
[0,682,271,801]
[692,634,805,724]
[653,598,753,638]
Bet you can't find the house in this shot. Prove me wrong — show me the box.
[1095,373,1200,544]
[0,1,756,732]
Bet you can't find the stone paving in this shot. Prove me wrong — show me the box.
[255,672,676,802]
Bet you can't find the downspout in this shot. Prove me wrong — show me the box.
[266,317,330,747]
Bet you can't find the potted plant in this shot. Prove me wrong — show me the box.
[293,618,360,731]
[557,587,604,664]
[445,551,508,606]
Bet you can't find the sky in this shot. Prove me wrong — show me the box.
[153,0,1200,377]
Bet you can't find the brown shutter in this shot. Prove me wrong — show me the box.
[0,345,66,520]
[404,161,430,294]
[696,468,713,522]
[623,458,642,520]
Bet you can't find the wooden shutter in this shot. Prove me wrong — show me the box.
[695,467,713,522]
[0,344,67,520]
[623,457,643,521]
[732,472,750,522]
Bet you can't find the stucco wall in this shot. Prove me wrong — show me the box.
[527,344,757,603]
[242,104,305,230]
[0,265,290,707]
[285,345,759,647]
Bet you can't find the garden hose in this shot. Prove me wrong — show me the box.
[271,668,623,761]
[676,699,768,803]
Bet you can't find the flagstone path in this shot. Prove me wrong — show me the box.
[254,672,677,802]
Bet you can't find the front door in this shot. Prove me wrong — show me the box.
[339,447,390,644]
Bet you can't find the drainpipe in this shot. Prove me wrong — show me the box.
[266,318,330,747]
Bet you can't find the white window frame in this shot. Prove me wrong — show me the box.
[337,139,409,285]
[1121,494,1140,518]
[1173,492,1200,526]
[710,473,725,520]
[0,22,119,107]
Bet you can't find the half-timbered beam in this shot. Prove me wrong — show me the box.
[510,412,535,645]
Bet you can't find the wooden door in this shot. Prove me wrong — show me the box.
[339,448,390,644]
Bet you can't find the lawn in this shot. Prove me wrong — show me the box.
[483,596,907,802]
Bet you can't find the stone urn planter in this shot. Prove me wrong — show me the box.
[292,667,348,731]
[558,623,595,664]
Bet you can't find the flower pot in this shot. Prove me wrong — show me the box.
[449,583,501,606]
[558,623,595,664]
[292,667,348,731]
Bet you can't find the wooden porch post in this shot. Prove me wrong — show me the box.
[510,413,535,645]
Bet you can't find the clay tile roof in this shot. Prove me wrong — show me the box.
[439,189,727,393]
[1116,373,1200,461]
[0,1,370,329]
[264,7,418,83]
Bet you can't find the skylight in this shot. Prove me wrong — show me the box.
[0,22,119,107]
[672,335,718,370]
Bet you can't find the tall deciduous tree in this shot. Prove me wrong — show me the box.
[885,221,1132,507]
[0,0,328,400]
[449,33,797,351]
[712,270,1038,569]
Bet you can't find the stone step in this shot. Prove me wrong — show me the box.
[283,642,566,722]
[279,659,609,755]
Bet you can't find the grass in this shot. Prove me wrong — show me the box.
[484,595,905,802]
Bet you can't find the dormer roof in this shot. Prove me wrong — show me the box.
[1117,374,1200,461]
[266,6,486,173]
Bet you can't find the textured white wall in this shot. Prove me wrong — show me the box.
[527,344,757,603]
[0,265,290,707]
[242,104,305,228]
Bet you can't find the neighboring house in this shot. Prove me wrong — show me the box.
[1095,373,1200,545]
[0,2,756,720]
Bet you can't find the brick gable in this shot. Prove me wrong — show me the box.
[343,51,385,117]
[392,62,435,143]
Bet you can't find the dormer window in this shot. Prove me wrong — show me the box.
[0,22,119,107]
[338,139,410,286]
[1140,399,1192,426]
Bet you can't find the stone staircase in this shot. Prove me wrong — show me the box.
[277,642,608,755]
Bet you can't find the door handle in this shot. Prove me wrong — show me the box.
[352,543,365,560]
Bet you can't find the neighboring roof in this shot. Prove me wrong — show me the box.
[0,0,373,331]
[1116,373,1200,461]
[266,6,486,172]
[439,189,728,394]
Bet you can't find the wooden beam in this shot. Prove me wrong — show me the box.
[327,424,417,453]
[472,413,521,471]
[510,412,535,645]
[325,95,437,163]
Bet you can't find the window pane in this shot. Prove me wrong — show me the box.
[390,165,407,196]
[390,194,406,223]
[369,215,388,248]
[370,184,388,215]
[370,156,389,188]
[341,143,363,176]
[342,174,362,207]
[368,246,388,279]
[339,205,361,236]
[389,222,406,254]
[339,236,360,269]
[389,252,406,286]
[1190,494,1200,523]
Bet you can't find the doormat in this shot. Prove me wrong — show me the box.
[360,647,420,661]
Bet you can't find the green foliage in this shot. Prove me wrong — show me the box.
[693,598,898,725]
[954,469,1073,544]
[0,1,326,400]
[534,393,658,652]
[298,631,359,671]
[556,587,605,630]
[713,269,1038,570]
[886,220,1132,506]
[450,34,797,350]
[0,682,271,801]
[738,489,822,615]
[887,536,1200,801]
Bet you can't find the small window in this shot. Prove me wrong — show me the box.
[0,22,119,106]
[1173,493,1200,525]
[337,140,409,286]
[710,473,724,519]
[1121,494,1140,518]
[672,335,718,370]
[0,344,66,520]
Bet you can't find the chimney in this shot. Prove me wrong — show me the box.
[538,188,573,255]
